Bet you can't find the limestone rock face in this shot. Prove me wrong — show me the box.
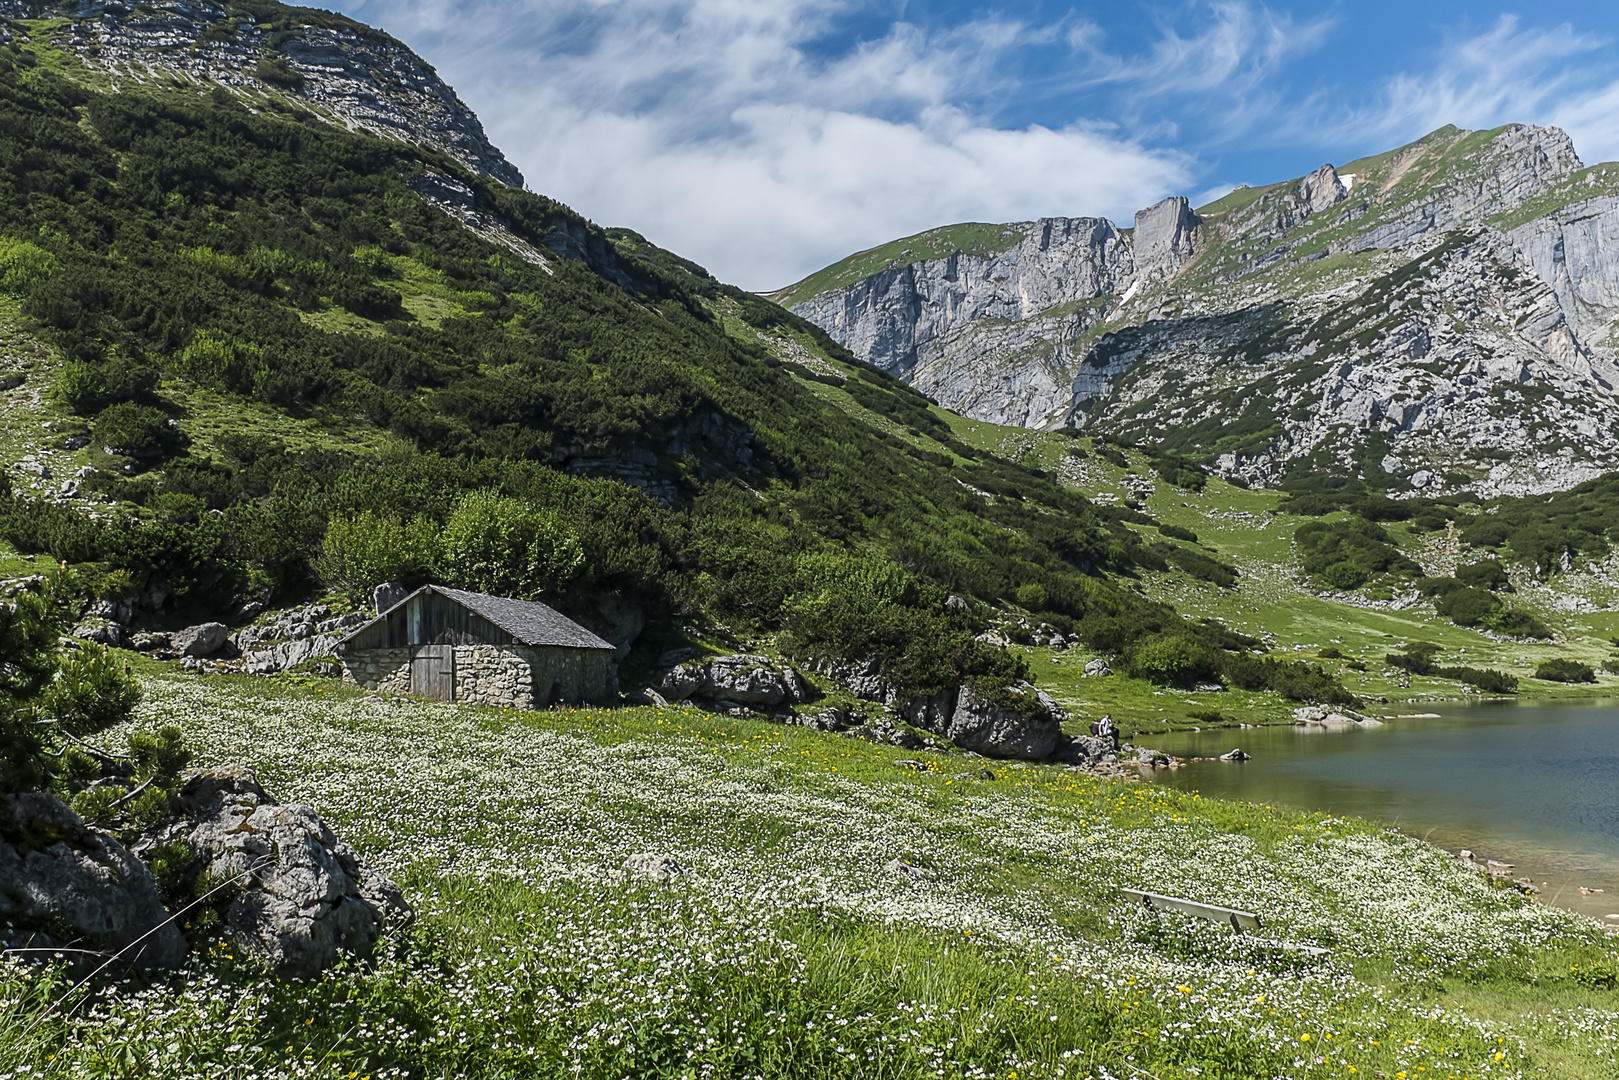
[0,792,188,970]
[1132,197,1202,283]
[141,767,410,978]
[787,123,1619,497]
[371,582,410,615]
[1297,164,1348,216]
[788,217,1131,427]
[0,1,522,188]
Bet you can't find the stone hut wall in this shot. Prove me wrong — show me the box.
[525,645,618,706]
[340,648,412,693]
[452,644,538,709]
[340,644,617,706]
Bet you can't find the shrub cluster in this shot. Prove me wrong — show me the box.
[1534,658,1596,684]
[1295,516,1419,589]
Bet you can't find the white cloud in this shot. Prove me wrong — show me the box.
[333,0,1189,289]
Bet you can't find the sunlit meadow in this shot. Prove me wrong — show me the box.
[2,674,1615,1078]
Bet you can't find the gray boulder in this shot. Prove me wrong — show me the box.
[1084,659,1113,677]
[944,684,1064,761]
[1137,747,1172,767]
[139,766,410,978]
[659,655,810,708]
[371,581,410,615]
[70,619,127,649]
[0,792,187,970]
[173,622,228,657]
[623,853,684,882]
[1061,733,1114,765]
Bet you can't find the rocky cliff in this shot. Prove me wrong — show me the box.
[0,0,522,187]
[783,125,1619,497]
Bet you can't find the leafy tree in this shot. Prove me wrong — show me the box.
[315,510,440,600]
[439,491,584,600]
[1122,633,1216,687]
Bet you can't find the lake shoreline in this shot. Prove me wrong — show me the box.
[1142,699,1619,924]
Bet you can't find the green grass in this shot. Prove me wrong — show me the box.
[4,672,1613,1078]
[771,222,1025,307]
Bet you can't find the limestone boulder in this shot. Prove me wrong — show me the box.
[0,792,187,970]
[139,766,410,978]
[659,655,811,708]
[1084,659,1113,677]
[173,622,228,657]
[71,619,127,649]
[371,581,410,614]
[945,684,1065,761]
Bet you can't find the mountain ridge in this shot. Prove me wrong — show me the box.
[784,123,1619,499]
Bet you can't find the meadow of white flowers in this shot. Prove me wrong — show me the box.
[2,674,1615,1079]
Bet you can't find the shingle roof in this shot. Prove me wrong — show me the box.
[429,587,615,650]
[338,585,616,651]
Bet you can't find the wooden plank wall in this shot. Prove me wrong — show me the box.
[346,593,519,650]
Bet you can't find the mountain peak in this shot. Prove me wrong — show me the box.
[0,0,523,187]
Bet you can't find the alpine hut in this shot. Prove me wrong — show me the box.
[335,586,618,707]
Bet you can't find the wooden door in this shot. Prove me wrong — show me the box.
[410,645,455,701]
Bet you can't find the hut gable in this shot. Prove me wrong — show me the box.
[337,586,615,652]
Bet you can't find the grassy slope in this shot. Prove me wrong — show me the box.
[2,672,1613,1078]
[768,222,1027,308]
[933,420,1619,734]
[703,306,1619,737]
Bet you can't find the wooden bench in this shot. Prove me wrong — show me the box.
[1121,888,1331,956]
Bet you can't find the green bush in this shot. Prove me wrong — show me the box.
[1161,545,1237,589]
[54,356,158,415]
[1158,523,1198,543]
[1385,642,1443,676]
[315,511,440,600]
[1122,633,1216,687]
[1296,517,1419,580]
[1435,586,1498,627]
[1436,666,1518,694]
[1534,658,1595,683]
[1014,583,1049,610]
[1317,561,1365,590]
[41,644,143,737]
[795,552,916,607]
[0,236,56,292]
[93,402,175,459]
[1219,654,1358,705]
[439,491,585,600]
[1484,608,1552,639]
[1456,559,1509,591]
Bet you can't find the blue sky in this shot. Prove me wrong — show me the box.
[328,1,1619,289]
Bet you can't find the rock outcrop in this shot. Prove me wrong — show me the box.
[0,792,188,970]
[786,124,1619,497]
[659,655,812,709]
[939,684,1065,760]
[137,767,410,978]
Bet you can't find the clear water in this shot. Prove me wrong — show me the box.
[1145,700,1619,922]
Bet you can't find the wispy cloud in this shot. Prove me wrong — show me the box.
[1345,15,1619,164]
[335,0,1190,289]
[1063,1,1335,142]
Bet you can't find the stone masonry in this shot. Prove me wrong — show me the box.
[341,645,616,708]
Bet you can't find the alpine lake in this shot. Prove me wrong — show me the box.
[1145,699,1619,925]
